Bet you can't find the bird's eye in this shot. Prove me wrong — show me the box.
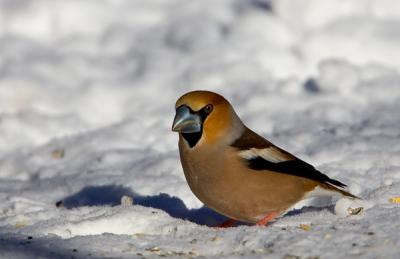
[204,104,213,114]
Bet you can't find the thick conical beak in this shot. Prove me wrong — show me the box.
[172,106,202,133]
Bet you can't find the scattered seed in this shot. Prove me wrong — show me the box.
[134,233,146,238]
[121,195,134,206]
[299,224,311,231]
[211,236,220,242]
[15,221,28,229]
[254,248,265,253]
[51,149,65,159]
[146,247,160,252]
[347,207,363,215]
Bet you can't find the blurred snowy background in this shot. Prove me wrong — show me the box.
[1,0,400,258]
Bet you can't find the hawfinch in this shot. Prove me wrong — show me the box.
[172,90,357,226]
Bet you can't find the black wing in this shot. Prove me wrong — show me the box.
[231,127,347,188]
[247,156,346,188]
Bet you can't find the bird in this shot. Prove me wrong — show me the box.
[171,90,358,227]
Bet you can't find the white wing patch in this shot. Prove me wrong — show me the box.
[238,147,294,163]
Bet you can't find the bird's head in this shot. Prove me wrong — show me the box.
[172,90,244,148]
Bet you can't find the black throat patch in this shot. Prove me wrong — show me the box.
[180,106,210,148]
[182,132,203,148]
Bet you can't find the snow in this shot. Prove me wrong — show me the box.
[1,0,400,258]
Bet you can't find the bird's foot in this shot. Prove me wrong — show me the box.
[217,219,237,228]
[256,212,279,226]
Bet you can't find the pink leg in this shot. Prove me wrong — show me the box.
[256,212,279,226]
[218,219,237,228]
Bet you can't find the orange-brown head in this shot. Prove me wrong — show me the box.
[172,90,244,148]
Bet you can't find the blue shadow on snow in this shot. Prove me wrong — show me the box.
[57,185,228,227]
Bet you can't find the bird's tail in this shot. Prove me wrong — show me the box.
[323,183,361,200]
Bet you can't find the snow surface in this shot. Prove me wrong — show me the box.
[1,0,400,258]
